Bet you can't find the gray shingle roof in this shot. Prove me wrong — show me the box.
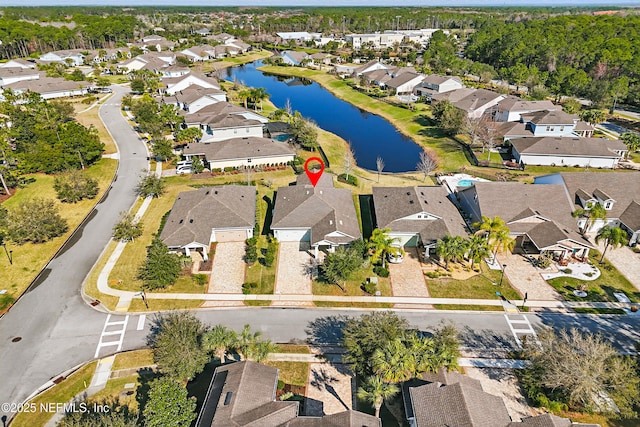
[183,137,294,163]
[509,413,600,427]
[4,76,89,93]
[272,174,361,245]
[282,411,381,426]
[511,137,627,158]
[620,200,640,231]
[409,381,512,427]
[521,110,578,125]
[422,74,462,86]
[373,186,467,244]
[195,361,298,427]
[497,97,558,113]
[160,185,255,248]
[386,72,423,89]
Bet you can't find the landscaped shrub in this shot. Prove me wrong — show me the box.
[561,268,572,274]
[245,238,258,264]
[338,173,358,186]
[277,380,285,390]
[242,282,257,294]
[536,254,552,269]
[264,237,279,267]
[192,274,208,286]
[373,266,389,277]
[362,281,377,294]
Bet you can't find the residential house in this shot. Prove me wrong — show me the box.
[224,39,250,53]
[181,101,268,140]
[4,76,89,99]
[386,72,426,95]
[118,52,175,73]
[39,50,85,66]
[182,136,295,170]
[136,34,176,52]
[159,65,190,78]
[163,73,220,95]
[432,88,505,119]
[346,32,405,50]
[276,31,321,42]
[0,59,36,69]
[353,59,390,76]
[271,173,362,258]
[0,67,40,86]
[510,137,627,169]
[309,52,333,66]
[195,361,380,427]
[413,74,464,100]
[161,86,227,113]
[534,172,640,243]
[373,186,467,258]
[160,185,256,260]
[362,68,395,88]
[193,28,211,36]
[519,110,579,137]
[494,97,559,122]
[457,182,593,262]
[180,45,217,62]
[404,369,599,427]
[280,50,310,66]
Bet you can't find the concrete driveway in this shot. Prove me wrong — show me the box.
[208,242,246,293]
[596,241,640,291]
[389,247,429,297]
[275,242,313,297]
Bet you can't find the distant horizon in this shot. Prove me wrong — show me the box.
[4,0,640,7]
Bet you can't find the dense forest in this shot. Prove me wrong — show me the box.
[465,14,640,105]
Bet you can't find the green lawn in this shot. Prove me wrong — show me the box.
[313,263,392,297]
[428,262,522,300]
[244,235,278,295]
[1,159,117,313]
[546,250,639,303]
[112,349,154,371]
[275,344,311,354]
[263,361,309,387]
[10,362,97,427]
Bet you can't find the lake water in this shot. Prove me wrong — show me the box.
[224,61,423,173]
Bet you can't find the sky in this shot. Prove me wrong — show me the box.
[6,0,640,6]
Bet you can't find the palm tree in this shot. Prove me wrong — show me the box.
[474,216,513,259]
[406,334,436,374]
[572,203,607,234]
[235,324,262,361]
[357,375,400,419]
[202,325,237,363]
[246,340,276,362]
[435,235,466,269]
[368,228,398,268]
[238,89,252,109]
[372,338,415,383]
[595,226,628,263]
[466,235,490,270]
[250,87,268,111]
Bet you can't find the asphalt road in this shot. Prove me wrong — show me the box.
[0,85,148,417]
[2,86,640,423]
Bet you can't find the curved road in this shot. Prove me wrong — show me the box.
[0,85,148,417]
[2,86,640,422]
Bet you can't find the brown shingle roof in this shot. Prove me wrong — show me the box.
[409,381,512,427]
[283,411,381,426]
[422,74,462,86]
[373,186,467,244]
[160,185,255,248]
[386,72,423,89]
[620,200,640,231]
[509,413,600,426]
[4,76,89,94]
[183,137,294,163]
[272,174,361,245]
[497,97,557,113]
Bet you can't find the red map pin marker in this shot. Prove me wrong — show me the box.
[303,157,325,187]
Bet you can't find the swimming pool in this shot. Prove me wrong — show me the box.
[272,133,292,142]
[457,179,476,187]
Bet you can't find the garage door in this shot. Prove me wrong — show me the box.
[213,229,249,242]
[391,233,419,247]
[274,228,310,242]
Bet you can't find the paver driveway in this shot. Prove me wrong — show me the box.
[596,240,640,291]
[208,242,246,293]
[498,252,561,301]
[306,363,353,416]
[275,242,313,295]
[389,247,429,296]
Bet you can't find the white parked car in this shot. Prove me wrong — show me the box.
[176,164,192,175]
[387,246,404,264]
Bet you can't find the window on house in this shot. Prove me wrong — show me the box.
[546,126,553,132]
[224,392,233,406]
[605,202,613,210]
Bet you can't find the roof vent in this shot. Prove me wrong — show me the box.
[406,192,411,196]
[214,190,218,194]
[179,219,183,224]
[224,392,233,406]
[205,191,210,195]
[189,219,194,223]
[329,220,333,225]
[409,200,414,204]
[306,190,310,195]
[319,190,323,194]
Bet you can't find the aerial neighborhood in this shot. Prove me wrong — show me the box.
[1,6,640,427]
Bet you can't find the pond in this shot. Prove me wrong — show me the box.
[224,61,423,173]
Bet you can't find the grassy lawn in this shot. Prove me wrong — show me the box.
[74,96,118,154]
[244,236,277,295]
[275,344,311,354]
[313,301,393,308]
[546,250,639,303]
[112,349,154,371]
[433,304,504,311]
[10,361,97,427]
[263,361,309,387]
[0,159,117,313]
[557,411,640,427]
[313,264,392,297]
[428,262,522,300]
[128,298,203,311]
[197,49,273,73]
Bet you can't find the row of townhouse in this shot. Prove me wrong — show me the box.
[0,60,90,100]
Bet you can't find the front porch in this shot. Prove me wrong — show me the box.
[515,234,591,266]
